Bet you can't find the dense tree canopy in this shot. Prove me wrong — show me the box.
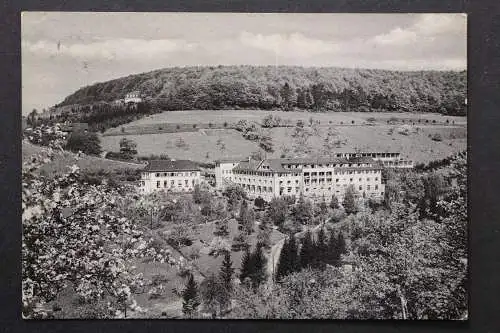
[57,66,466,118]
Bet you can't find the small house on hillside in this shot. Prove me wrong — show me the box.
[124,91,142,104]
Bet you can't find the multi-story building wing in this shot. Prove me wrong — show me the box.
[214,158,245,189]
[140,160,201,194]
[230,156,386,201]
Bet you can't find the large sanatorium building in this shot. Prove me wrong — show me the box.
[215,152,413,201]
[139,152,412,200]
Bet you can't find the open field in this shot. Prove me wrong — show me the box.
[108,110,466,129]
[100,111,467,164]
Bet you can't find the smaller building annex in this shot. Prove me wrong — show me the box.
[140,159,201,194]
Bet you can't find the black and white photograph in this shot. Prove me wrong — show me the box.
[21,12,467,319]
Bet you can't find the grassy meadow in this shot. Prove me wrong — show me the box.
[22,141,144,177]
[100,110,467,164]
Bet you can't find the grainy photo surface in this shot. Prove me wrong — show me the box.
[21,12,467,319]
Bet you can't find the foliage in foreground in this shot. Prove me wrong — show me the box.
[22,147,179,319]
[230,155,467,320]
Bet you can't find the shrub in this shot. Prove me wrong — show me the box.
[193,124,197,129]
[254,197,266,210]
[431,133,443,142]
[208,237,231,257]
[65,131,102,156]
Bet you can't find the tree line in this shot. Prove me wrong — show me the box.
[58,66,467,116]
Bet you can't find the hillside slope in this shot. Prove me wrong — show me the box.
[22,141,144,178]
[58,66,466,116]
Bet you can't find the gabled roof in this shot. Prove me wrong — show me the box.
[233,159,262,172]
[143,160,200,172]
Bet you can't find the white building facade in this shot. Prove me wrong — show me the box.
[214,159,243,190]
[139,160,201,194]
[124,91,143,104]
[228,157,386,202]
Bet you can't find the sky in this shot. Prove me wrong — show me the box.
[21,12,467,115]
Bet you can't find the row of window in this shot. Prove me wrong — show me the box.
[304,184,380,191]
[304,186,382,193]
[236,177,277,184]
[280,179,300,185]
[155,179,197,188]
[304,170,379,176]
[234,171,301,177]
[241,184,274,193]
[284,163,372,169]
[279,187,300,194]
[152,172,199,177]
[305,177,378,184]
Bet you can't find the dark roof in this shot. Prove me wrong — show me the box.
[276,157,349,165]
[346,156,376,164]
[234,157,361,173]
[233,159,263,172]
[143,160,200,172]
[216,158,246,163]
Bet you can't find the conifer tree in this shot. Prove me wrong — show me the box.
[239,200,249,222]
[314,227,328,269]
[288,234,300,272]
[219,251,234,292]
[299,230,315,269]
[257,216,272,249]
[276,238,291,281]
[293,194,313,225]
[319,198,328,218]
[244,207,255,235]
[330,193,340,209]
[239,247,253,284]
[336,232,347,260]
[343,185,359,215]
[276,234,300,280]
[249,243,267,288]
[327,229,339,266]
[182,273,200,317]
[239,200,254,234]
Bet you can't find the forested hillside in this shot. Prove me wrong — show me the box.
[58,66,467,116]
